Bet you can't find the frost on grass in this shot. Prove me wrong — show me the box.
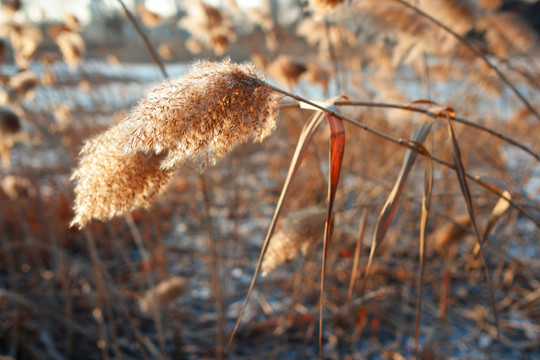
[71,60,279,228]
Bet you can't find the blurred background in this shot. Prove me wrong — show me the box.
[0,0,539,359]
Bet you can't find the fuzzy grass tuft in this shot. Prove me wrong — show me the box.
[70,60,280,228]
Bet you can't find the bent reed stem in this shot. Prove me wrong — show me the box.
[266,83,539,227]
[280,100,539,161]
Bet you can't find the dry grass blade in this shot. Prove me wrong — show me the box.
[362,120,432,295]
[347,210,368,302]
[444,114,501,337]
[319,108,345,354]
[473,190,512,257]
[415,143,433,360]
[226,110,326,350]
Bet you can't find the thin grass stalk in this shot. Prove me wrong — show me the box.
[83,229,156,359]
[361,122,432,297]
[421,52,432,100]
[226,111,326,350]
[391,0,540,122]
[308,101,537,161]
[124,213,168,358]
[199,174,225,360]
[415,146,433,360]
[116,0,167,79]
[479,15,540,90]
[82,231,123,360]
[104,223,139,276]
[347,209,367,303]
[101,283,123,360]
[324,19,343,92]
[444,115,501,336]
[83,230,110,360]
[149,211,170,276]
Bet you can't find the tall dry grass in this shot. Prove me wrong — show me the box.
[0,0,539,359]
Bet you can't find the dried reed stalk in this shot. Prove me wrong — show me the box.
[71,60,279,228]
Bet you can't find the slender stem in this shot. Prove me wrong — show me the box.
[267,83,539,227]
[280,100,539,161]
[339,101,539,161]
[391,0,540,122]
[116,0,168,80]
[199,175,225,360]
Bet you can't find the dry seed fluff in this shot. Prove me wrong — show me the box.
[71,60,279,228]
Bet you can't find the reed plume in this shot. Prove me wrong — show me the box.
[70,126,175,228]
[120,60,279,170]
[419,0,475,35]
[1,175,36,200]
[0,22,42,69]
[136,3,162,28]
[267,55,307,90]
[478,12,538,58]
[71,60,279,228]
[262,206,327,276]
[138,276,189,313]
[296,18,355,60]
[309,0,345,16]
[178,1,236,56]
[430,214,471,256]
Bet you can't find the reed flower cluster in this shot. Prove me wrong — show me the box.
[262,206,327,276]
[71,60,279,228]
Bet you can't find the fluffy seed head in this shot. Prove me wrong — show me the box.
[262,206,327,276]
[430,214,471,256]
[1,175,35,200]
[138,276,189,313]
[71,60,279,228]
[121,59,279,170]
[267,55,307,90]
[310,0,345,15]
[70,126,176,228]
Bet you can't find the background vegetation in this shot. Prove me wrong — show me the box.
[0,0,539,359]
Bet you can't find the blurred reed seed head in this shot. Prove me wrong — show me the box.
[138,276,189,313]
[262,206,328,276]
[309,0,345,15]
[71,60,279,228]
